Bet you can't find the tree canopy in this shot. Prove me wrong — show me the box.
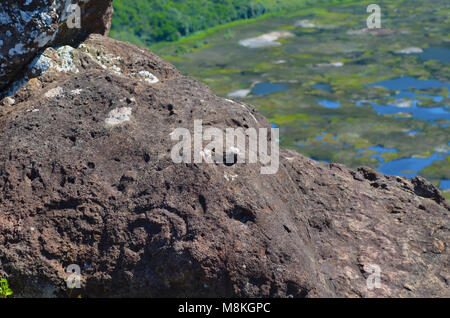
[110,0,340,46]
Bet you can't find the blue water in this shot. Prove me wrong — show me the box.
[407,130,419,136]
[368,76,450,90]
[367,146,398,163]
[440,180,450,191]
[361,77,450,122]
[416,47,450,63]
[305,76,450,185]
[370,103,450,121]
[394,92,444,103]
[369,146,398,153]
[356,145,449,181]
[312,83,333,92]
[377,153,447,179]
[252,82,288,95]
[430,95,444,103]
[296,142,313,147]
[318,99,341,109]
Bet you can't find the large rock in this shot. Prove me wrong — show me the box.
[0,34,448,298]
[0,0,113,92]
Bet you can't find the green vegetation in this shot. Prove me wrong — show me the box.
[111,0,449,196]
[110,0,352,46]
[0,278,13,298]
[144,0,449,193]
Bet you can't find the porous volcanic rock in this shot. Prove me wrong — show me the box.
[0,0,113,92]
[0,34,448,298]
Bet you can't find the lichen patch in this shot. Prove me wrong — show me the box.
[138,70,159,84]
[105,107,133,126]
[44,86,63,98]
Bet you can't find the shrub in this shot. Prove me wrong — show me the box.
[0,278,13,298]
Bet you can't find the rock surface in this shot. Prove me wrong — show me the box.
[0,33,448,298]
[0,0,113,92]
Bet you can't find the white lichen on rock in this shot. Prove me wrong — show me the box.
[78,43,122,75]
[9,43,29,56]
[2,97,15,106]
[105,107,133,126]
[70,88,83,95]
[30,53,53,75]
[44,86,63,98]
[138,70,159,84]
[54,45,79,73]
[224,172,238,181]
[29,45,79,76]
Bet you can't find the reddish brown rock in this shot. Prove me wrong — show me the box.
[0,35,448,298]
